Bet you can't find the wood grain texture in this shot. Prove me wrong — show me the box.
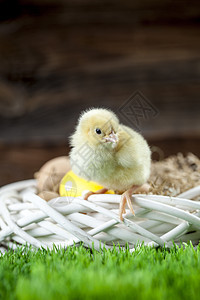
[0,137,199,187]
[0,1,199,186]
[0,0,200,144]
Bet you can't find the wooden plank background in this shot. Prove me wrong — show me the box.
[0,0,199,185]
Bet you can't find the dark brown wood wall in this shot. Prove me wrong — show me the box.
[0,0,199,185]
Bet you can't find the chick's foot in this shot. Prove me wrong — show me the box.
[119,183,150,221]
[83,188,108,200]
[119,189,135,221]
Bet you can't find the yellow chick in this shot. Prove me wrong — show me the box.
[69,108,151,220]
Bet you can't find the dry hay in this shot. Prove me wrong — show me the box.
[149,153,200,198]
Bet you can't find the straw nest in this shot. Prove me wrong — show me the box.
[0,153,200,252]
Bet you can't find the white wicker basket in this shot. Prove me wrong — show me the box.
[0,180,200,252]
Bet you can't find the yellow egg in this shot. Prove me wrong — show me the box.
[59,170,114,197]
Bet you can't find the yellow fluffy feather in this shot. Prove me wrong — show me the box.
[70,108,151,220]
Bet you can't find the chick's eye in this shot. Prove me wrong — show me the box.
[95,128,102,135]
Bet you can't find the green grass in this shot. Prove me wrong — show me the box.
[0,243,200,300]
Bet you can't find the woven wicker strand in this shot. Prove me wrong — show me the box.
[0,180,200,252]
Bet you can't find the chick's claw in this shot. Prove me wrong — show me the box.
[119,190,135,221]
[119,184,150,221]
[83,188,108,200]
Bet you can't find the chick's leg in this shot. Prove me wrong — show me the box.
[83,188,108,200]
[119,184,150,221]
[119,188,137,221]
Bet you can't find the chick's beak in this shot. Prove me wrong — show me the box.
[105,131,118,145]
